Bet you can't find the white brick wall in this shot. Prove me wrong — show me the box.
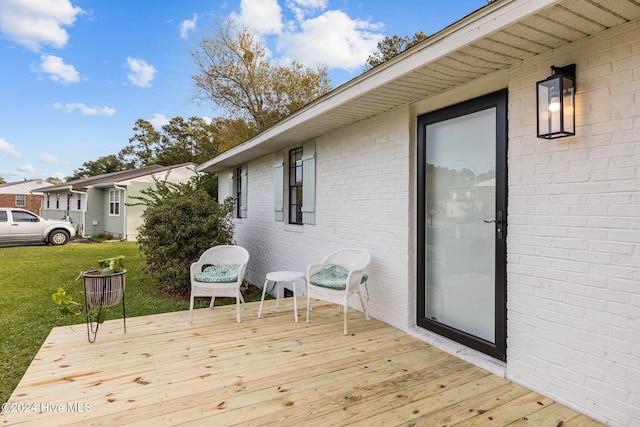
[507,21,640,427]
[217,19,640,427]
[224,107,411,330]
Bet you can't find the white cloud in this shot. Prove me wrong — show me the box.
[38,153,60,164]
[180,13,197,39]
[291,0,328,8]
[53,102,116,116]
[230,1,383,73]
[286,0,327,22]
[33,54,80,84]
[0,138,22,158]
[148,113,169,128]
[126,57,157,88]
[232,0,283,36]
[278,10,383,72]
[17,163,35,173]
[0,0,84,51]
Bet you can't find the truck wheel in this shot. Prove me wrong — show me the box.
[49,230,69,245]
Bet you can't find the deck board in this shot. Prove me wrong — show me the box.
[1,298,604,426]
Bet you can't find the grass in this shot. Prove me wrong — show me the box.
[0,241,265,405]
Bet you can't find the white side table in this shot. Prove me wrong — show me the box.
[258,271,305,322]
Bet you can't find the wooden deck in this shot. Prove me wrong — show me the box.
[2,299,603,426]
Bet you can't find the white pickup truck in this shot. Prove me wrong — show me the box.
[0,208,76,245]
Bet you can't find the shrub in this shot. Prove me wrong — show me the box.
[134,176,235,294]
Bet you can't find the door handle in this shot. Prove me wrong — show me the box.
[483,211,504,239]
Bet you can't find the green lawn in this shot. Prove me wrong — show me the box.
[0,241,263,405]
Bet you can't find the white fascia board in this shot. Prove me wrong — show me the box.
[93,182,126,188]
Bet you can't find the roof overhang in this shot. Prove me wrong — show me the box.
[37,185,72,193]
[198,0,640,173]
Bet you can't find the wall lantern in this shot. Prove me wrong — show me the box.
[536,64,576,139]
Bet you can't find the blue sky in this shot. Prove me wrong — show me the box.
[0,0,487,182]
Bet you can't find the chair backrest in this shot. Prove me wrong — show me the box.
[199,245,249,266]
[323,248,370,272]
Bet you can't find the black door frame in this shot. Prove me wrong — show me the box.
[416,89,508,361]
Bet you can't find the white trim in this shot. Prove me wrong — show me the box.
[408,326,506,377]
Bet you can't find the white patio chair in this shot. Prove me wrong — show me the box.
[189,245,249,323]
[306,248,371,335]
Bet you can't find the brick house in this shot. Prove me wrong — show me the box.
[197,1,640,426]
[0,179,52,214]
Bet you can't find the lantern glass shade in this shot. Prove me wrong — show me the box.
[537,64,575,139]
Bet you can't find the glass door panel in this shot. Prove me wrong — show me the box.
[424,108,496,343]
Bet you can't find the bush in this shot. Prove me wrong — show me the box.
[134,177,235,294]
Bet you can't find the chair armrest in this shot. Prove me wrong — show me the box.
[190,261,204,279]
[236,263,248,284]
[306,262,326,280]
[345,270,365,291]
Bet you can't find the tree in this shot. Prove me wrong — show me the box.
[69,155,133,180]
[156,116,221,166]
[46,177,62,184]
[133,176,235,294]
[365,32,428,70]
[0,176,5,184]
[209,116,255,153]
[191,18,332,132]
[119,119,160,168]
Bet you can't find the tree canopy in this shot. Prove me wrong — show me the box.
[191,18,332,132]
[68,115,240,180]
[70,154,133,180]
[365,32,428,70]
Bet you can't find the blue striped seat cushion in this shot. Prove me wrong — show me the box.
[309,265,368,290]
[194,264,240,283]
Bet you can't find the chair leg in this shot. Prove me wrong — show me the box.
[343,304,348,335]
[236,294,241,323]
[358,290,370,321]
[258,279,269,318]
[189,294,195,323]
[306,294,311,323]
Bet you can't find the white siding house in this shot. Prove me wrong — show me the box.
[39,164,196,240]
[198,1,640,426]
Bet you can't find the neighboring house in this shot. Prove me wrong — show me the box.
[197,1,640,426]
[37,164,196,240]
[0,179,53,215]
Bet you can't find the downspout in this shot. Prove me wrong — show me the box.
[69,188,89,238]
[113,184,127,240]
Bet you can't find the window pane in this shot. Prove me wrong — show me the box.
[288,147,304,224]
[295,165,303,184]
[13,211,37,222]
